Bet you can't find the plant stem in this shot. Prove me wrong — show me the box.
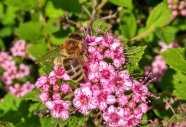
[97,0,108,10]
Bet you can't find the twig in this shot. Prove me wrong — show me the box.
[98,11,118,20]
[88,0,98,26]
[164,99,176,127]
[82,5,92,17]
[97,0,108,10]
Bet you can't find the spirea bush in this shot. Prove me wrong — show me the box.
[0,0,186,127]
[35,29,159,126]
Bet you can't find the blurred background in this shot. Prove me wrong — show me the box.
[0,0,186,126]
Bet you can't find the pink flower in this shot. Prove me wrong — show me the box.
[118,95,128,106]
[99,61,116,85]
[53,93,61,100]
[49,76,57,85]
[18,64,30,78]
[38,74,48,86]
[93,89,116,110]
[140,103,148,114]
[45,100,71,121]
[40,92,49,102]
[61,83,71,94]
[73,87,98,115]
[10,40,26,57]
[103,105,127,127]
[181,9,186,16]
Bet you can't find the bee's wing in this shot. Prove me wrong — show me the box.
[35,47,62,64]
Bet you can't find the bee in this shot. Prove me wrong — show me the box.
[36,32,87,84]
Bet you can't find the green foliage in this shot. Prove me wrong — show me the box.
[126,45,146,72]
[146,2,172,30]
[43,18,60,34]
[27,43,48,59]
[16,22,43,41]
[40,113,88,127]
[161,48,186,73]
[109,0,133,8]
[155,26,177,44]
[5,0,38,11]
[21,89,41,102]
[119,9,137,41]
[45,1,64,18]
[173,72,186,100]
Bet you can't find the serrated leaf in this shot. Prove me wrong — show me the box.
[173,72,186,100]
[0,93,21,116]
[155,26,177,44]
[27,43,48,59]
[161,48,186,73]
[21,89,41,102]
[109,0,133,8]
[5,0,38,11]
[126,45,146,72]
[16,22,43,41]
[146,2,172,30]
[119,9,137,40]
[40,61,54,75]
[43,18,60,34]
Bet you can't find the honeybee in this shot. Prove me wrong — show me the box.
[36,32,87,84]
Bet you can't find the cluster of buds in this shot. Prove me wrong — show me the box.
[167,0,186,17]
[145,41,178,81]
[0,40,35,97]
[35,29,158,126]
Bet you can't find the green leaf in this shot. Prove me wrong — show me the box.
[0,93,21,116]
[50,0,82,13]
[161,48,186,73]
[109,0,133,8]
[0,26,12,37]
[45,1,64,18]
[126,45,147,72]
[173,72,186,100]
[119,9,137,40]
[5,0,38,11]
[15,22,43,41]
[159,69,175,92]
[1,6,17,25]
[155,26,177,44]
[40,61,54,75]
[153,109,173,120]
[146,2,172,30]
[0,39,5,51]
[27,43,48,59]
[21,89,41,102]
[43,18,60,34]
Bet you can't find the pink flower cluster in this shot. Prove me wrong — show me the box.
[10,40,26,57]
[167,0,186,16]
[145,41,178,81]
[35,29,157,126]
[9,82,35,97]
[0,40,35,97]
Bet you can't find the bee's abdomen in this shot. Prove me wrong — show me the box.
[63,58,86,84]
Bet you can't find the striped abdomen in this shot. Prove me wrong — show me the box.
[63,58,86,84]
